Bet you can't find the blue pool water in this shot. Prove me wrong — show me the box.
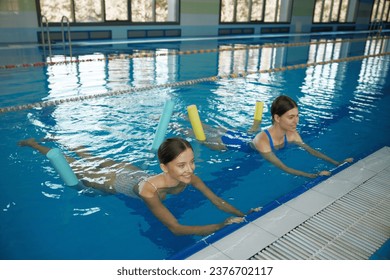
[0,34,389,260]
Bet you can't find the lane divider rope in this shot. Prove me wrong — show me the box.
[0,36,388,70]
[1,51,388,114]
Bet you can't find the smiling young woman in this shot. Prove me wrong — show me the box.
[19,137,258,236]
[137,137,251,236]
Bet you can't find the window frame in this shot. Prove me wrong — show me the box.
[312,0,357,24]
[370,0,390,23]
[36,0,180,26]
[219,0,293,24]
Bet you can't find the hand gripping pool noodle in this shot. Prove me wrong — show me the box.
[46,148,79,186]
[151,99,175,151]
[254,101,264,122]
[187,104,206,141]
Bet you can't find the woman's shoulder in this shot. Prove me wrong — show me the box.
[138,175,162,199]
[286,130,301,142]
[253,129,269,140]
[253,130,271,152]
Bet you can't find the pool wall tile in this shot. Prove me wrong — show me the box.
[167,239,209,260]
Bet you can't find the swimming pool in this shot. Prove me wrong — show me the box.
[1,33,389,260]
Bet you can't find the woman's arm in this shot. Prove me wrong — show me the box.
[295,141,353,166]
[253,132,324,178]
[260,151,322,178]
[190,175,246,217]
[142,193,241,236]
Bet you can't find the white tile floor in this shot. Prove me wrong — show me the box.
[186,146,390,260]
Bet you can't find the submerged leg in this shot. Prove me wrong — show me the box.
[70,146,140,171]
[18,138,142,194]
[19,138,52,155]
[198,123,228,150]
[19,138,77,164]
[18,138,116,193]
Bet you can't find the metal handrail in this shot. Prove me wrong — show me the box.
[61,16,73,59]
[40,16,52,60]
[369,18,383,37]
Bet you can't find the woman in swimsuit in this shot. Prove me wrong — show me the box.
[252,95,354,178]
[19,137,252,236]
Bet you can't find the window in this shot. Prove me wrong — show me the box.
[39,0,72,22]
[105,0,128,21]
[370,0,390,22]
[131,0,178,22]
[220,0,292,23]
[74,0,103,22]
[313,0,357,23]
[38,0,179,24]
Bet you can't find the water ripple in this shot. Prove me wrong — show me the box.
[73,207,101,216]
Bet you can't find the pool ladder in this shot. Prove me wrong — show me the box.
[40,16,52,60]
[61,16,73,59]
[40,15,73,61]
[369,19,383,38]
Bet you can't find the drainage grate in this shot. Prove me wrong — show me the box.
[250,170,390,260]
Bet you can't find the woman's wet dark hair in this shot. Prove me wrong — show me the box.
[158,137,193,165]
[271,95,298,123]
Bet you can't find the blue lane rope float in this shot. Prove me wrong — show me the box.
[151,99,175,151]
[46,148,79,186]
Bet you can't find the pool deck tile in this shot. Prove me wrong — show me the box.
[185,245,232,260]
[311,177,358,199]
[284,188,336,217]
[251,204,310,237]
[203,223,277,260]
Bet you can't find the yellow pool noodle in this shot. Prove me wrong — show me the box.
[254,101,264,121]
[187,105,206,141]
